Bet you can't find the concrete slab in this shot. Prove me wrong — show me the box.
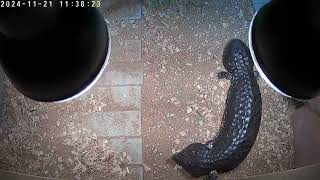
[96,61,143,86]
[81,111,141,137]
[101,0,142,20]
[109,40,142,62]
[75,86,142,112]
[109,138,143,164]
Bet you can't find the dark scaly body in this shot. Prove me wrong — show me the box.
[172,39,262,178]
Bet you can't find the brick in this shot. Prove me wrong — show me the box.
[81,111,141,137]
[108,138,143,164]
[109,40,141,62]
[101,0,142,20]
[77,86,141,112]
[96,61,143,86]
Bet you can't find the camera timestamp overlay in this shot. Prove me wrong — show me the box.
[0,0,101,8]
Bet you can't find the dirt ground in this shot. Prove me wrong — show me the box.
[139,0,295,179]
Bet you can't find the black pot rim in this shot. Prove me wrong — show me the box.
[55,22,111,103]
[248,5,309,102]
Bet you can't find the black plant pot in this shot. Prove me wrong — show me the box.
[249,0,320,100]
[0,6,110,102]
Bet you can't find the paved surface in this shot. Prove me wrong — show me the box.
[0,0,296,180]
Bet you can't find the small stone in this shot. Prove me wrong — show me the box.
[113,165,122,172]
[143,163,151,171]
[222,23,228,28]
[187,107,192,114]
[126,155,132,162]
[218,81,224,88]
[238,10,244,18]
[180,131,186,137]
[277,154,281,159]
[267,159,271,164]
[199,120,204,126]
[210,72,215,78]
[171,149,176,154]
[174,101,180,105]
[174,139,180,144]
[57,121,60,126]
[59,164,64,171]
[58,156,63,162]
[8,134,13,141]
[174,165,182,170]
[205,130,210,137]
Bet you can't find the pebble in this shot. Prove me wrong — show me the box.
[199,120,204,126]
[222,23,228,28]
[210,72,215,78]
[8,134,13,141]
[174,139,180,144]
[218,81,225,88]
[205,130,211,137]
[174,165,182,170]
[171,149,176,154]
[143,163,151,171]
[180,131,186,137]
[187,107,192,114]
[267,159,271,164]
